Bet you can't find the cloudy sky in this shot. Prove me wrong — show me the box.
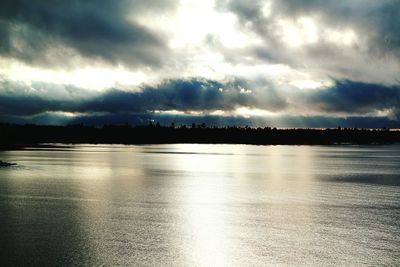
[0,0,399,127]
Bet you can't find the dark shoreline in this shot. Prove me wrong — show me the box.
[1,123,399,149]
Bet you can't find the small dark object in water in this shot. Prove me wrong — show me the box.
[0,160,16,167]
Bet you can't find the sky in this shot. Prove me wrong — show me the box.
[0,0,399,127]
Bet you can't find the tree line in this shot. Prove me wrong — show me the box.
[0,123,399,149]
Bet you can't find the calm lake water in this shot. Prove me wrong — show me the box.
[0,144,399,266]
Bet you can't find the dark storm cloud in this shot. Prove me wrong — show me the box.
[1,78,399,125]
[0,80,94,115]
[87,78,286,113]
[85,79,232,113]
[303,80,400,115]
[0,20,10,54]
[0,0,175,67]
[1,76,400,128]
[0,78,287,116]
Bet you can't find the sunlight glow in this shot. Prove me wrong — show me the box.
[50,111,81,117]
[153,110,206,116]
[169,0,260,49]
[239,87,252,94]
[153,110,186,115]
[278,16,358,48]
[226,63,292,79]
[278,17,319,47]
[289,79,329,90]
[325,28,358,46]
[210,110,226,116]
[136,0,262,50]
[262,0,273,18]
[235,107,278,118]
[1,61,147,90]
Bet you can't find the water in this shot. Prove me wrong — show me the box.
[0,144,399,266]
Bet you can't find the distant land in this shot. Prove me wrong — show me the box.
[0,123,399,149]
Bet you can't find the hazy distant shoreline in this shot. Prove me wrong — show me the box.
[1,123,399,149]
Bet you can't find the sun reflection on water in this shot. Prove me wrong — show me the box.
[170,146,231,266]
